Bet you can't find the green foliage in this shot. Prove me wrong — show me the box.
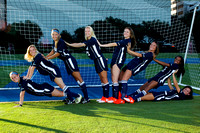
[0,20,43,53]
[0,98,199,132]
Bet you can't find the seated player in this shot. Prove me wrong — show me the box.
[124,70,193,103]
[9,71,83,107]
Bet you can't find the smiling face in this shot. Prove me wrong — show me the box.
[123,28,131,39]
[85,27,92,39]
[174,56,182,64]
[51,31,60,41]
[182,87,191,95]
[29,46,37,57]
[149,42,157,52]
[10,74,20,83]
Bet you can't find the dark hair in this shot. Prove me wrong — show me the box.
[182,86,193,99]
[175,56,185,77]
[125,27,136,48]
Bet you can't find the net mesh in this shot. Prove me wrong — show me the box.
[0,0,199,89]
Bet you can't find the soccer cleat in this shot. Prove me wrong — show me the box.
[75,94,82,104]
[114,98,125,104]
[97,96,108,103]
[124,97,135,104]
[64,99,74,105]
[107,97,117,103]
[81,98,90,104]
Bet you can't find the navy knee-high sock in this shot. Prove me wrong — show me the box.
[118,81,122,92]
[129,89,141,98]
[102,83,109,98]
[132,90,147,100]
[78,81,89,100]
[121,80,128,99]
[112,83,119,99]
[63,86,74,101]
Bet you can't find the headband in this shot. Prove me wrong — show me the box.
[9,71,18,77]
[52,29,59,34]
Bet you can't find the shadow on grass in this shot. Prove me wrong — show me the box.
[26,97,200,132]
[0,118,67,133]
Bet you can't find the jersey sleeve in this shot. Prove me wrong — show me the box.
[84,37,96,46]
[57,40,66,54]
[142,52,153,59]
[116,40,124,47]
[170,63,179,70]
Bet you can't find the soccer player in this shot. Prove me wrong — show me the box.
[98,27,137,103]
[122,55,185,103]
[115,41,159,104]
[9,71,83,107]
[124,70,193,103]
[46,28,89,104]
[24,45,82,104]
[65,26,109,103]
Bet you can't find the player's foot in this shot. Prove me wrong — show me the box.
[114,98,125,104]
[64,99,74,105]
[97,96,108,103]
[75,94,82,104]
[81,98,90,104]
[124,96,135,104]
[107,97,117,103]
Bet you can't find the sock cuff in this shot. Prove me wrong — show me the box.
[142,90,147,95]
[118,81,123,83]
[121,80,127,83]
[136,89,141,93]
[137,98,141,102]
[112,83,119,86]
[101,82,109,86]
[63,86,68,92]
[77,81,85,86]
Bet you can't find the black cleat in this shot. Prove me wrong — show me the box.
[81,98,90,104]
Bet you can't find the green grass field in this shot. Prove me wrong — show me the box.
[0,97,200,133]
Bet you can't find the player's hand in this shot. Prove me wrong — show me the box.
[173,69,179,75]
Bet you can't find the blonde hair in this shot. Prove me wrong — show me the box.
[24,45,39,62]
[85,26,97,40]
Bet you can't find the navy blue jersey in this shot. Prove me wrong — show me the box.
[31,53,62,80]
[52,38,79,74]
[126,52,154,75]
[18,77,54,96]
[152,90,185,101]
[53,38,72,60]
[148,63,179,87]
[83,37,103,60]
[111,38,131,68]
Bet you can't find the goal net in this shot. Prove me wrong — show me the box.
[0,0,199,90]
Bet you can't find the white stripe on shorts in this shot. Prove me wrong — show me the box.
[40,61,57,75]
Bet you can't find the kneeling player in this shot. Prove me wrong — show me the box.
[9,71,82,107]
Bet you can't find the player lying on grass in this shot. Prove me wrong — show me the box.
[9,71,83,107]
[124,70,193,103]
